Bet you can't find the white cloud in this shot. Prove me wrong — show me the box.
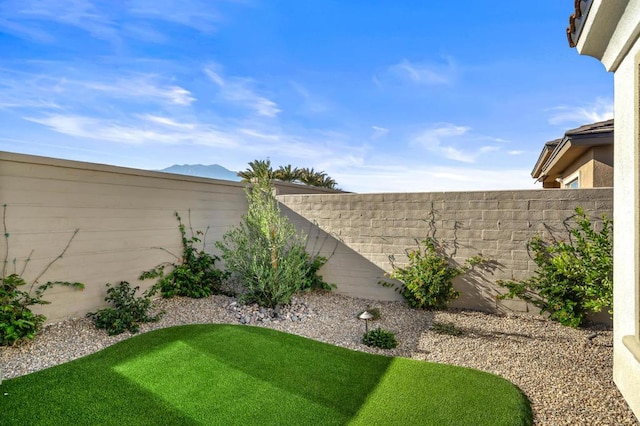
[385,58,456,86]
[0,0,120,43]
[84,77,195,106]
[24,113,239,147]
[128,0,222,33]
[508,150,525,155]
[290,81,329,113]
[137,114,195,129]
[0,16,55,42]
[331,164,535,193]
[0,0,229,44]
[371,126,389,139]
[548,98,613,125]
[204,65,281,117]
[411,123,502,163]
[0,69,195,109]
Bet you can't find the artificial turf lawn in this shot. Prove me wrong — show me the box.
[0,324,532,425]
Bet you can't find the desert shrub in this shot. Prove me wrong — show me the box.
[431,321,463,336]
[140,211,228,299]
[362,327,398,349]
[1,204,84,346]
[497,207,612,327]
[87,281,164,335]
[217,179,311,307]
[300,254,334,291]
[382,237,484,310]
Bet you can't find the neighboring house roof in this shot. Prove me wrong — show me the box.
[532,119,614,182]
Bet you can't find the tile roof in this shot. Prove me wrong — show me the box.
[531,119,613,180]
[565,118,614,136]
[567,0,593,48]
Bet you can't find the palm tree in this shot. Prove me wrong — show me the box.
[298,168,321,186]
[274,165,301,182]
[318,175,339,190]
[237,159,274,183]
[239,160,340,190]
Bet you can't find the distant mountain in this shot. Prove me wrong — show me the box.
[158,164,241,182]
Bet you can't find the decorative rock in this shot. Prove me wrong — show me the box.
[0,292,636,425]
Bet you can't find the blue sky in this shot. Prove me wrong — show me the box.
[0,1,613,192]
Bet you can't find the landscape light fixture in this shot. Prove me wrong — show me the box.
[358,310,374,333]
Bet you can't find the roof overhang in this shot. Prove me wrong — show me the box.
[568,0,639,72]
[532,120,613,183]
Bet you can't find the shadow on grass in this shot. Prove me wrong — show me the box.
[0,324,532,426]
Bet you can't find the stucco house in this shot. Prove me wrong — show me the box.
[532,119,613,188]
[568,0,640,419]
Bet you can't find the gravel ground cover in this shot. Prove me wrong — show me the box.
[1,291,638,425]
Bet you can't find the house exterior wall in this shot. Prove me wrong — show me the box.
[562,150,595,187]
[574,0,640,419]
[592,145,615,187]
[611,27,640,422]
[278,189,613,316]
[558,147,613,188]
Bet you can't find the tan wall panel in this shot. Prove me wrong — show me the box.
[0,152,249,322]
[278,188,614,322]
[1,151,615,326]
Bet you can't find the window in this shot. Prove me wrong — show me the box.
[563,171,580,189]
[565,178,579,189]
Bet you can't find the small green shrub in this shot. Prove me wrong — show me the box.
[430,321,463,336]
[217,178,311,307]
[141,212,228,299]
[1,204,84,346]
[300,254,334,291]
[362,327,398,349]
[87,281,164,335]
[382,237,484,310]
[497,207,612,327]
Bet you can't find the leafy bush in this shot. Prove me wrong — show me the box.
[382,237,484,310]
[497,207,612,327]
[141,212,228,299]
[1,205,84,346]
[300,254,334,291]
[362,327,398,349]
[87,281,164,335]
[216,179,312,308]
[431,321,463,336]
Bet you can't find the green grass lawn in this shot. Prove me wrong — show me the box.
[0,324,532,425]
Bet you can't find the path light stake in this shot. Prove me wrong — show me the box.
[359,311,374,333]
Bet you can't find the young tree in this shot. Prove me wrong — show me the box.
[216,177,309,307]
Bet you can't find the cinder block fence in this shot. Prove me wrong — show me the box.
[277,189,613,317]
[1,151,613,322]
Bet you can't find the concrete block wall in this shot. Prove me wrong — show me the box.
[0,151,347,322]
[278,188,613,315]
[0,152,251,321]
[0,151,614,323]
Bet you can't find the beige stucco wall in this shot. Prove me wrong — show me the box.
[0,151,616,328]
[560,146,613,188]
[575,0,640,419]
[611,19,640,423]
[592,145,615,187]
[278,188,613,316]
[0,151,250,322]
[0,152,366,322]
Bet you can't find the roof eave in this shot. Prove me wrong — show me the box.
[570,0,632,72]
